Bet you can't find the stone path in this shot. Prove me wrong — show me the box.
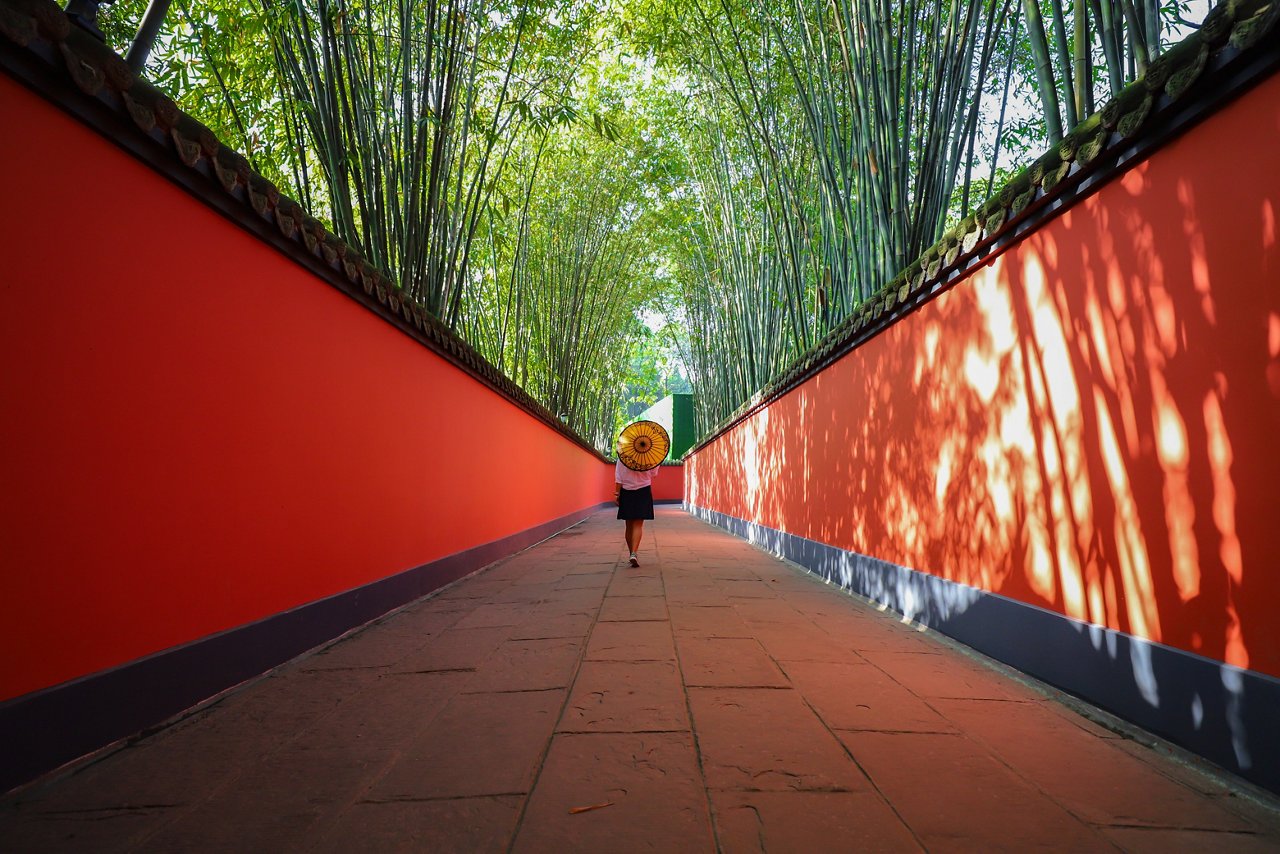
[4,508,1279,852]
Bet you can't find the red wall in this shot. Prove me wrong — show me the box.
[0,74,614,703]
[651,465,685,503]
[688,72,1280,679]
[600,464,684,502]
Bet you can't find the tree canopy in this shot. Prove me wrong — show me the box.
[97,0,1213,447]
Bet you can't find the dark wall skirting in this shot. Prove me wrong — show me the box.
[0,504,607,796]
[687,504,1280,796]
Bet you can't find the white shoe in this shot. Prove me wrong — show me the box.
[629,553,639,567]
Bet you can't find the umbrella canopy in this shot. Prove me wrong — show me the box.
[617,420,671,471]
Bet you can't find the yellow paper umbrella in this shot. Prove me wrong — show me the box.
[617,420,671,471]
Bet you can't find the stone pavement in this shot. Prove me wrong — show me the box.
[4,508,1279,852]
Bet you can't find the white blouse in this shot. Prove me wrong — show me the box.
[615,460,660,490]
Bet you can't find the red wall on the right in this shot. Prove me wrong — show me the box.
[688,71,1280,680]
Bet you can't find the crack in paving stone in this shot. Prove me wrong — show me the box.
[1100,823,1268,833]
[716,764,755,777]
[753,769,803,780]
[462,687,565,695]
[741,803,767,851]
[390,667,477,675]
[30,805,183,817]
[753,785,855,794]
[833,728,958,735]
[557,728,688,734]
[358,793,528,804]
[687,684,793,690]
[963,697,1038,704]
[632,759,667,776]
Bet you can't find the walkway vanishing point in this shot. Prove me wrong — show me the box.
[4,508,1280,852]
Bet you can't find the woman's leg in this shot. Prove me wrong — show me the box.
[624,520,643,565]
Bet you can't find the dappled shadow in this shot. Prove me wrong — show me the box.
[688,75,1280,783]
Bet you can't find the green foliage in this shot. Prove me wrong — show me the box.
[95,0,1216,447]
[101,1,301,196]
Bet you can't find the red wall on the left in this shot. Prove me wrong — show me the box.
[0,74,613,703]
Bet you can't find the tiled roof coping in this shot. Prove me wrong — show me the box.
[0,0,610,462]
[686,0,1279,458]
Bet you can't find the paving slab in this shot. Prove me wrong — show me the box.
[390,624,513,673]
[140,751,355,850]
[508,610,597,640]
[489,581,562,604]
[464,637,585,693]
[669,604,754,638]
[677,637,790,688]
[805,612,940,652]
[606,572,665,597]
[301,671,473,754]
[689,687,869,792]
[778,660,957,733]
[0,806,166,853]
[557,572,612,590]
[4,507,1279,853]
[540,586,608,611]
[719,579,782,599]
[584,620,677,662]
[669,587,743,608]
[709,790,921,853]
[300,620,446,671]
[433,578,514,600]
[838,730,1111,850]
[751,624,865,663]
[513,732,714,853]
[369,689,563,800]
[859,649,1041,701]
[452,602,540,629]
[931,697,1257,830]
[314,795,524,852]
[559,661,690,733]
[732,598,810,625]
[214,667,381,735]
[597,595,669,622]
[12,714,262,815]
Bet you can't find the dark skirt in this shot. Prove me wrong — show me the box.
[617,486,654,520]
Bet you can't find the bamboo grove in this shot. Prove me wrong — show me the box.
[100,0,1209,447]
[647,0,1188,434]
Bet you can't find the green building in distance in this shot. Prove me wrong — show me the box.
[635,393,695,462]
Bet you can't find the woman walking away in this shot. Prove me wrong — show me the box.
[615,456,658,567]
